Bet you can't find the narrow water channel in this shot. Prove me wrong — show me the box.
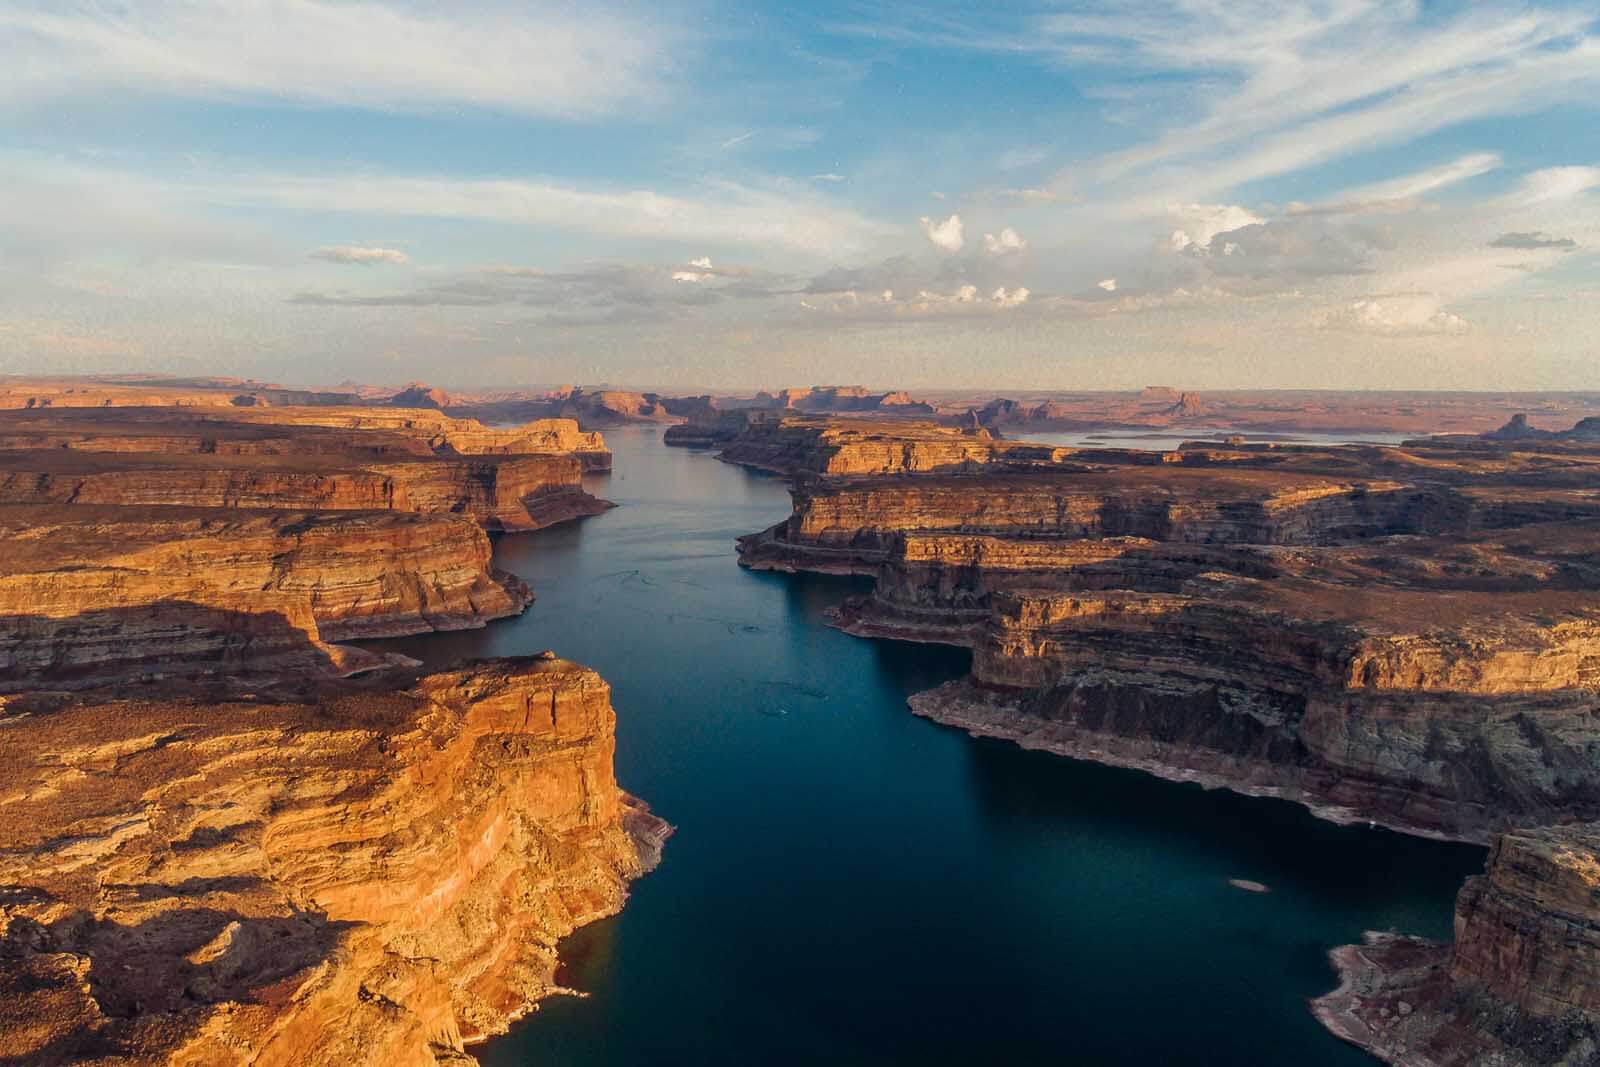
[364,426,1484,1067]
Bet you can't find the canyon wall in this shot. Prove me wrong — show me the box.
[0,656,669,1066]
[0,505,532,692]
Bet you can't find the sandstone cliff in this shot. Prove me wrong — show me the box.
[0,505,531,692]
[0,657,670,1066]
[0,450,608,532]
[1313,823,1600,1065]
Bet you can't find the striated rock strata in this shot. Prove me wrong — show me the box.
[0,656,670,1066]
[736,421,1600,842]
[1313,823,1600,1065]
[0,505,532,692]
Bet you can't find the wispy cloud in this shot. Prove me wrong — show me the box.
[0,0,685,117]
[311,245,410,266]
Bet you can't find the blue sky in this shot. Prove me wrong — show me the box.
[2,0,1598,390]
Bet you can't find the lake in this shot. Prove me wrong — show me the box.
[364,427,1484,1067]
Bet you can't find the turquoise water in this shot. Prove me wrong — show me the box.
[364,427,1484,1067]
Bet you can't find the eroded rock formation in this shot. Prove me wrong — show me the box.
[736,421,1600,841]
[0,657,669,1066]
[1313,823,1600,1065]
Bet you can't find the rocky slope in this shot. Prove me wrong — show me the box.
[685,415,1052,476]
[1313,823,1600,1065]
[0,656,670,1066]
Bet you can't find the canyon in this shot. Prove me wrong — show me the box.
[0,389,663,1066]
[712,413,1600,1063]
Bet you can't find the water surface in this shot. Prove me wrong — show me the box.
[366,428,1483,1067]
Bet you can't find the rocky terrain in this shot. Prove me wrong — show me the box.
[0,405,612,530]
[726,414,1600,1061]
[0,656,669,1066]
[0,391,663,1064]
[735,420,1600,840]
[1313,822,1600,1066]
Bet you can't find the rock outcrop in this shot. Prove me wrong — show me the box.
[671,415,1044,476]
[0,656,670,1066]
[1313,823,1600,1065]
[388,381,452,409]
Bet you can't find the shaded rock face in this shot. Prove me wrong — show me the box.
[0,449,606,532]
[0,657,670,1067]
[1313,824,1600,1066]
[0,506,532,691]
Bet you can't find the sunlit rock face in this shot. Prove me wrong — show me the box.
[1314,824,1600,1066]
[0,657,669,1066]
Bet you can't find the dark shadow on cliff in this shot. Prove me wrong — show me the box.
[0,905,356,1066]
[0,601,350,699]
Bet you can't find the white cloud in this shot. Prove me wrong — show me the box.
[689,256,714,269]
[311,245,409,266]
[809,173,847,183]
[1319,294,1468,335]
[982,226,1027,255]
[991,286,1030,308]
[1513,166,1600,205]
[0,1,680,118]
[1098,278,1117,291]
[1168,204,1264,253]
[919,213,965,252]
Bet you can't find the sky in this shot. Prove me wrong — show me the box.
[1,0,1598,392]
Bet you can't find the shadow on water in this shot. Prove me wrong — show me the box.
[362,427,1485,1067]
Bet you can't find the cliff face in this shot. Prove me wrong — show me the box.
[1313,823,1600,1066]
[0,451,607,532]
[0,506,531,691]
[0,657,670,1067]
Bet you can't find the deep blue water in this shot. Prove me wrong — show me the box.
[365,427,1485,1067]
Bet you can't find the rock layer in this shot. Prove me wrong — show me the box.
[0,656,670,1066]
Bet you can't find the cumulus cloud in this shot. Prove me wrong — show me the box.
[1098,278,1118,291]
[311,245,409,266]
[990,286,1030,308]
[1319,294,1469,335]
[1489,232,1577,250]
[919,213,965,252]
[982,227,1027,255]
[1167,203,1264,253]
